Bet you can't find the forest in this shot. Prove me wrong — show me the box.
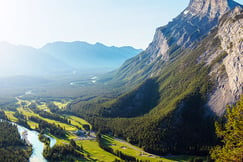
[29,116,66,137]
[0,120,32,162]
[43,140,84,162]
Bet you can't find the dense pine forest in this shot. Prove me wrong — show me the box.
[210,96,243,162]
[0,120,32,162]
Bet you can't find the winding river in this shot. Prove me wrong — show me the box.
[16,124,56,162]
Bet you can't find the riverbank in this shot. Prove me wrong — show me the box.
[16,123,56,162]
[0,120,32,162]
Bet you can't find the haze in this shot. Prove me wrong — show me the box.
[0,0,192,49]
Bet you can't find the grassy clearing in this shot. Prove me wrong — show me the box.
[39,117,77,131]
[27,120,38,129]
[14,98,76,131]
[53,101,70,110]
[54,136,70,146]
[17,107,77,131]
[37,104,50,112]
[68,115,92,130]
[4,111,18,122]
[76,140,120,162]
[102,135,175,162]
[16,98,31,107]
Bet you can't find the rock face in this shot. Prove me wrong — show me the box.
[186,0,240,19]
[146,30,170,63]
[207,7,243,115]
[114,0,242,82]
[152,0,242,54]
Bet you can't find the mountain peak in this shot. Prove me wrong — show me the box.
[112,0,242,84]
[185,0,242,19]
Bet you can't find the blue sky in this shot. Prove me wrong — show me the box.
[0,0,242,49]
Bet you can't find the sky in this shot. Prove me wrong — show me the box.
[0,0,242,49]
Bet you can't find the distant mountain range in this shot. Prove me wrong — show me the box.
[0,41,142,77]
[40,41,142,71]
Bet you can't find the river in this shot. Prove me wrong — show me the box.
[16,124,56,162]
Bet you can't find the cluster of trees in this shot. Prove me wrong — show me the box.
[38,111,69,124]
[39,130,85,161]
[47,102,60,113]
[29,116,66,137]
[0,121,32,162]
[0,121,24,147]
[14,111,30,129]
[0,101,18,111]
[39,132,50,146]
[27,102,37,110]
[43,141,84,162]
[210,96,243,162]
[0,110,7,120]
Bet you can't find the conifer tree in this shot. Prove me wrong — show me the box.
[211,96,243,162]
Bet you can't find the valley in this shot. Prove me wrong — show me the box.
[0,0,242,161]
[1,94,206,162]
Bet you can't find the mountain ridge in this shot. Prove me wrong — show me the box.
[0,41,141,77]
[40,41,142,70]
[107,0,242,90]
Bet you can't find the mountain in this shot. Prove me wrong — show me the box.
[0,42,70,77]
[40,41,142,71]
[70,0,243,155]
[0,42,141,77]
[111,0,242,84]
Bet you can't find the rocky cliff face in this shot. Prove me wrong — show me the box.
[147,0,242,62]
[186,0,240,19]
[113,0,242,84]
[207,7,243,115]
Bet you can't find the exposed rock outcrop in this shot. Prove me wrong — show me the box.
[145,0,242,63]
[186,0,240,19]
[207,7,243,115]
[146,30,170,63]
